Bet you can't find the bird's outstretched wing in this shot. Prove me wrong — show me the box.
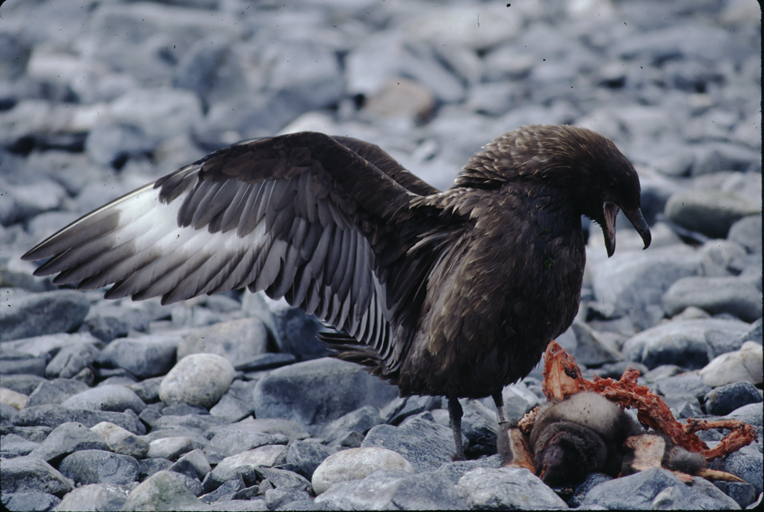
[22,131,446,374]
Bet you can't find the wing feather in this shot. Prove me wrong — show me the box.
[22,131,454,377]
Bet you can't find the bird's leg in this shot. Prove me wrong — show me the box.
[494,390,536,471]
[447,395,466,460]
[492,391,508,425]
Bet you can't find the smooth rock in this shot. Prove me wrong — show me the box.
[98,334,178,379]
[59,449,140,486]
[146,436,196,461]
[317,468,467,510]
[91,421,150,458]
[205,428,289,464]
[663,276,762,322]
[655,372,711,400]
[622,318,750,370]
[159,353,235,408]
[169,449,212,481]
[455,467,568,510]
[26,378,89,407]
[665,189,760,239]
[209,379,257,422]
[0,457,73,496]
[53,483,130,512]
[61,384,147,414]
[362,414,454,473]
[0,290,90,342]
[705,381,763,416]
[579,468,739,509]
[29,421,109,463]
[700,341,763,387]
[283,440,335,480]
[121,470,203,512]
[13,404,146,434]
[83,304,150,343]
[0,433,40,459]
[253,357,398,434]
[312,447,414,494]
[728,215,762,254]
[0,386,28,409]
[1,492,61,512]
[176,318,270,363]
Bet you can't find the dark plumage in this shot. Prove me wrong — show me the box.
[23,125,651,458]
[530,392,643,485]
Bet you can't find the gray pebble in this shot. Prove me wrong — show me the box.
[159,353,235,408]
[0,290,90,342]
[97,334,178,380]
[362,414,454,473]
[253,357,398,434]
[59,449,140,486]
[53,483,130,512]
[29,421,108,463]
[705,381,763,416]
[61,384,146,414]
[455,467,567,510]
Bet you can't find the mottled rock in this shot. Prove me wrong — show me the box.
[362,414,454,473]
[159,353,235,408]
[121,470,203,511]
[579,468,739,509]
[177,318,270,363]
[253,357,397,434]
[98,334,178,379]
[312,447,414,494]
[53,483,130,512]
[663,276,762,321]
[59,449,140,486]
[704,381,763,416]
[0,457,73,496]
[700,341,763,387]
[622,318,750,370]
[29,421,109,463]
[26,378,89,407]
[0,291,90,342]
[455,467,568,510]
[61,384,146,414]
[169,449,212,481]
[91,421,150,458]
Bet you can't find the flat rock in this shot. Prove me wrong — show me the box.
[704,381,763,416]
[44,342,101,379]
[622,318,750,370]
[0,433,40,458]
[455,467,568,510]
[91,421,150,458]
[312,447,414,494]
[53,483,130,512]
[13,403,146,434]
[315,469,466,511]
[362,414,454,473]
[0,290,90,342]
[26,378,89,408]
[665,189,760,239]
[59,449,140,486]
[169,449,212,481]
[159,353,235,408]
[209,379,258,422]
[98,334,178,379]
[663,275,762,322]
[121,470,203,512]
[322,405,383,445]
[205,427,288,464]
[579,468,739,509]
[589,244,700,329]
[699,341,763,387]
[29,421,109,463]
[253,357,398,434]
[0,457,73,496]
[61,384,147,414]
[177,318,270,363]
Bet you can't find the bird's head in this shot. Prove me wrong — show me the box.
[461,125,652,257]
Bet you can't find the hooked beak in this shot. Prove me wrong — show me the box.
[602,202,652,257]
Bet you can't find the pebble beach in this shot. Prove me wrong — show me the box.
[0,0,761,510]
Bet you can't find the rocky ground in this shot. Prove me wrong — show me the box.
[0,0,762,510]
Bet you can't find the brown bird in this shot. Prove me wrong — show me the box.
[23,125,651,459]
